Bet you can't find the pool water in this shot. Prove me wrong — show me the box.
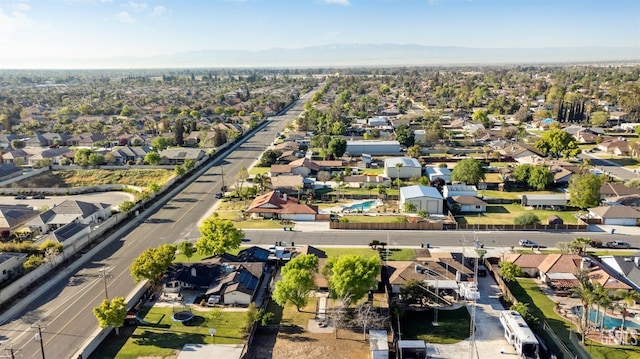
[345,200,379,212]
[573,306,640,329]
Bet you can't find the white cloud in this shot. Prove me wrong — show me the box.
[126,1,148,12]
[12,3,31,11]
[150,5,167,17]
[319,0,351,5]
[116,11,134,24]
[0,5,35,39]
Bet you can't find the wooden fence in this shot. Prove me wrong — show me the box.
[453,223,589,231]
[329,222,443,230]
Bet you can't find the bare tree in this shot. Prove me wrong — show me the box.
[329,295,350,339]
[352,302,388,340]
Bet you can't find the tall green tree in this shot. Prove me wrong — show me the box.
[407,144,422,159]
[395,124,415,147]
[528,166,554,190]
[130,244,177,283]
[451,158,485,185]
[512,164,532,183]
[273,254,319,312]
[327,137,347,158]
[174,118,185,146]
[178,241,196,262]
[322,255,380,304]
[499,261,523,282]
[74,148,94,167]
[93,296,127,335]
[151,137,170,151]
[196,215,244,256]
[472,109,491,129]
[569,173,602,210]
[535,128,581,158]
[145,151,161,165]
[590,111,609,127]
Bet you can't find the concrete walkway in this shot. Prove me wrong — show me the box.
[429,275,517,359]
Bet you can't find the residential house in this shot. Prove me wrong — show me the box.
[425,166,452,184]
[45,222,90,249]
[0,134,17,149]
[270,175,305,194]
[600,182,640,200]
[384,157,422,179]
[67,133,107,147]
[41,132,70,146]
[498,143,544,164]
[110,146,151,164]
[2,149,29,165]
[399,185,444,214]
[599,254,640,291]
[270,164,294,177]
[288,158,320,177]
[0,252,28,284]
[23,134,48,148]
[27,200,111,234]
[597,139,629,155]
[550,164,580,185]
[159,148,205,165]
[520,194,568,209]
[163,259,265,306]
[27,148,73,166]
[443,184,477,199]
[245,190,319,221]
[386,259,461,294]
[0,163,22,182]
[0,205,40,239]
[588,205,640,226]
[448,196,487,213]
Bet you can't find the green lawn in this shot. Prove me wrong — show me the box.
[509,278,636,359]
[484,173,503,183]
[249,167,270,175]
[318,246,415,261]
[401,307,470,344]
[90,307,246,359]
[459,204,579,225]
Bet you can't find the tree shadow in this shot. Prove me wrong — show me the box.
[485,205,509,213]
[131,329,206,348]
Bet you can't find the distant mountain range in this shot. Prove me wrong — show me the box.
[4,44,640,69]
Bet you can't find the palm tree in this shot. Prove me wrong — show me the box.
[592,282,610,330]
[572,272,596,344]
[615,289,640,336]
[394,162,403,190]
[253,173,272,194]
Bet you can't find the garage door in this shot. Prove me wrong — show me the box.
[604,218,637,226]
[426,200,440,214]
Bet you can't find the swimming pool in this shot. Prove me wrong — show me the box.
[572,306,640,330]
[344,200,381,212]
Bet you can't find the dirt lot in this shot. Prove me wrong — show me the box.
[250,326,371,359]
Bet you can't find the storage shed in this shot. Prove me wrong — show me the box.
[346,140,401,155]
[520,194,568,209]
[400,185,444,214]
[384,157,422,179]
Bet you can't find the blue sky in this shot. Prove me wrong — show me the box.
[0,0,638,66]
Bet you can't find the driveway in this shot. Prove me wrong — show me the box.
[428,275,517,358]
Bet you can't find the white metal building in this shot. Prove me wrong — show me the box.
[346,140,401,155]
[425,166,452,184]
[399,185,444,214]
[384,157,422,179]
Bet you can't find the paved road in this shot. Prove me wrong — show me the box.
[0,91,316,359]
[580,153,639,181]
[236,227,640,250]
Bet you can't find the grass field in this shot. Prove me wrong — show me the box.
[459,204,579,225]
[401,307,470,344]
[480,189,562,200]
[249,167,271,175]
[6,169,174,188]
[89,307,246,359]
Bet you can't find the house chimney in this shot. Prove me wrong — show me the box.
[191,267,197,277]
[283,193,288,201]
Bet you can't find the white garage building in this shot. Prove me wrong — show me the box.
[346,140,401,155]
[400,185,444,214]
[588,205,640,226]
[384,157,422,179]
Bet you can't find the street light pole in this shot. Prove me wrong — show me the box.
[98,267,111,300]
[33,322,45,359]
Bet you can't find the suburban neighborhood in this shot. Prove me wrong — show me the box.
[0,64,639,359]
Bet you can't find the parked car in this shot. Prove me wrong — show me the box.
[605,241,631,249]
[14,194,27,199]
[214,192,223,199]
[32,194,46,199]
[519,239,538,248]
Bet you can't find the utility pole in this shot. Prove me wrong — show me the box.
[98,267,111,300]
[32,322,46,359]
[220,164,225,191]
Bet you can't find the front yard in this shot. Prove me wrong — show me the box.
[90,306,246,359]
[458,204,580,225]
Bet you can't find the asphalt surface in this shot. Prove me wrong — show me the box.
[0,92,314,359]
[581,152,639,181]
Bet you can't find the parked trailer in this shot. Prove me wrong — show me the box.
[499,310,540,359]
